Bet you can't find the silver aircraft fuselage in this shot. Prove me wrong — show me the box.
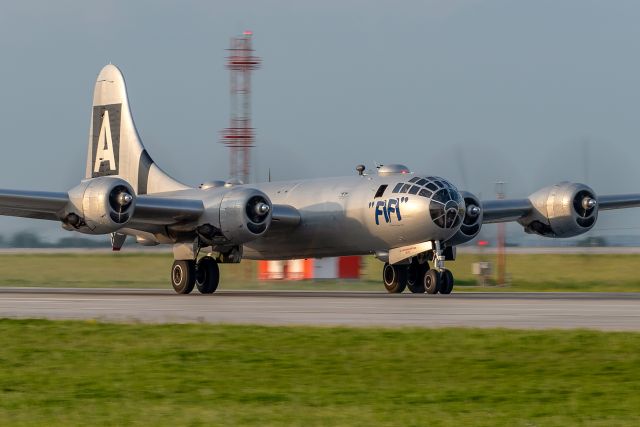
[154,173,464,260]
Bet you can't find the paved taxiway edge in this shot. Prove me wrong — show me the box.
[1,288,640,331]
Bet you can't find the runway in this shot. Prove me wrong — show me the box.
[2,288,640,330]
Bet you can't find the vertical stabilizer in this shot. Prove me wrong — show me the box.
[86,64,189,194]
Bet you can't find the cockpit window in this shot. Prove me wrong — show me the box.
[387,176,459,203]
[419,188,432,198]
[429,189,464,229]
[374,185,388,198]
[432,189,448,203]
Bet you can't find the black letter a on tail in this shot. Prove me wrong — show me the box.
[92,104,121,177]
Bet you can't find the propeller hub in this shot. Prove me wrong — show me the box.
[467,205,480,217]
[582,197,596,210]
[117,192,133,206]
[255,202,270,216]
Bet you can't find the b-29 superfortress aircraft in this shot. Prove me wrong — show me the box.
[1,64,640,294]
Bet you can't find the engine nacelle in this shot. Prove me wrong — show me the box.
[445,191,483,246]
[64,177,136,234]
[219,187,272,244]
[518,182,598,238]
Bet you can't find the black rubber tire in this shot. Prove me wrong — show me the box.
[407,262,428,294]
[424,269,440,294]
[382,262,407,293]
[439,269,454,294]
[196,257,220,294]
[171,260,196,294]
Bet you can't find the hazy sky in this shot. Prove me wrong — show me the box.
[1,0,640,240]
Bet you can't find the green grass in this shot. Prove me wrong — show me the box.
[1,252,640,292]
[0,319,639,426]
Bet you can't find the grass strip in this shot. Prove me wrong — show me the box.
[0,319,639,426]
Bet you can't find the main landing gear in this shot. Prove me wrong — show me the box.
[171,256,220,294]
[382,242,455,295]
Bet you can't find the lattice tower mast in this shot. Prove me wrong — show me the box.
[221,31,261,184]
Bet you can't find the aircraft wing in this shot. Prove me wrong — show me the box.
[481,199,532,224]
[0,189,204,225]
[482,194,640,224]
[597,194,640,210]
[0,189,69,221]
[0,188,299,229]
[128,196,204,225]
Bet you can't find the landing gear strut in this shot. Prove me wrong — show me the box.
[422,241,455,294]
[421,268,454,294]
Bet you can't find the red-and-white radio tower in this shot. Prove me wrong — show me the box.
[221,31,261,184]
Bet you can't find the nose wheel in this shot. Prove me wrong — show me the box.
[439,269,454,294]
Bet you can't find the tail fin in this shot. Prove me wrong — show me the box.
[86,64,188,195]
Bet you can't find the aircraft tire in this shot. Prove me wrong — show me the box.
[407,262,427,293]
[439,269,454,294]
[171,260,196,294]
[424,269,440,294]
[196,256,220,294]
[382,262,407,293]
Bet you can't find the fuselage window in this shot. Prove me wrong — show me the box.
[400,184,411,193]
[374,184,388,198]
[426,182,438,191]
[409,177,421,183]
[391,183,403,193]
[416,178,427,186]
[408,185,420,195]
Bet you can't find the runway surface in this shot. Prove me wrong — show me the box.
[1,288,640,331]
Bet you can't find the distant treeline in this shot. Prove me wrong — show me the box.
[0,231,110,249]
[0,230,615,249]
